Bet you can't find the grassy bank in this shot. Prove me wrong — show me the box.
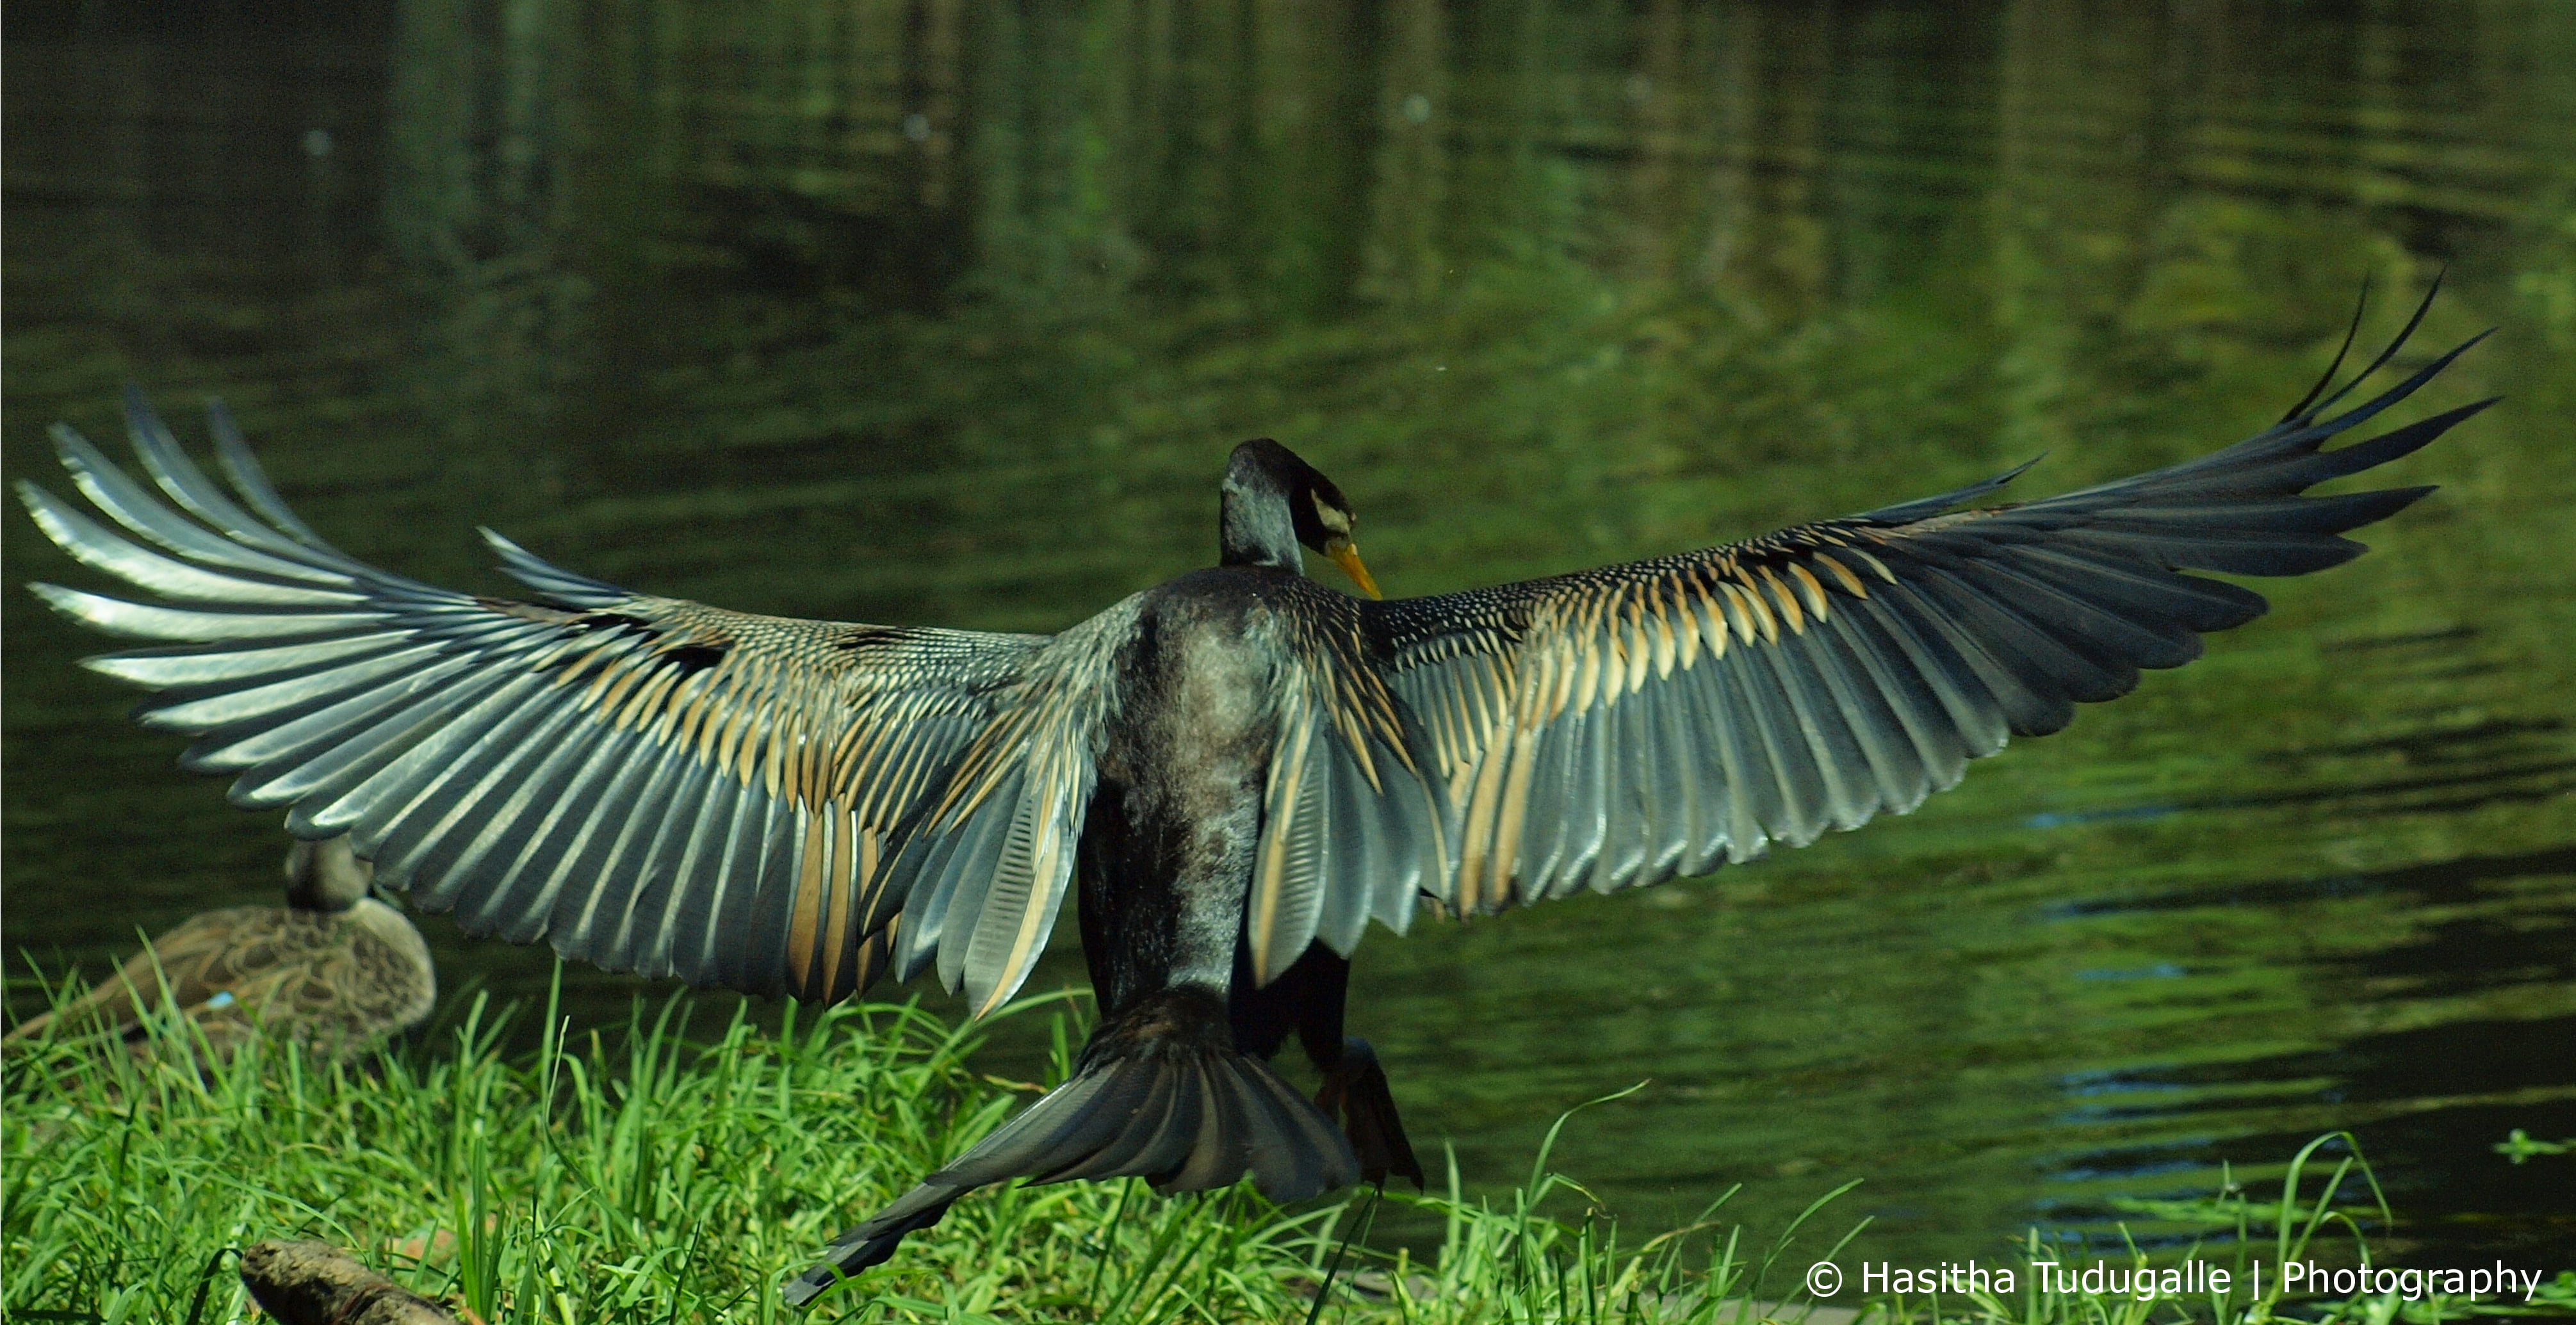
[3,975,2564,1324]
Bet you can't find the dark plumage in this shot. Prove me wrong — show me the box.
[16,284,2487,1306]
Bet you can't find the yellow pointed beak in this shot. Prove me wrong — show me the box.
[1326,540,1382,599]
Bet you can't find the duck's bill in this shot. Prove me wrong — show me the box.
[1328,542,1382,599]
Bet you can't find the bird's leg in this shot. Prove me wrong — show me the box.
[1235,941,1428,1189]
[1302,1028,1425,1189]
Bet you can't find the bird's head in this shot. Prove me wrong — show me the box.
[284,836,377,913]
[1219,439,1381,598]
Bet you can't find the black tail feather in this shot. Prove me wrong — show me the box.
[781,1185,963,1306]
[782,990,1358,1308]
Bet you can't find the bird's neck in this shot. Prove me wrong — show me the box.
[286,840,373,913]
[287,879,365,913]
[1218,487,1304,574]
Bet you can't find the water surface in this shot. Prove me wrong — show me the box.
[5,0,2572,1272]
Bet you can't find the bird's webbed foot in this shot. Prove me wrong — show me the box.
[1314,1036,1425,1189]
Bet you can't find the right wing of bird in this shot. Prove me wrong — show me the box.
[1240,581,1450,984]
[17,392,1094,1006]
[1352,285,2492,922]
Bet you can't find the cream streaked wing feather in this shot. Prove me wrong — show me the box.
[1240,580,1447,984]
[18,391,1067,1005]
[870,596,1139,1017]
[1364,308,2489,920]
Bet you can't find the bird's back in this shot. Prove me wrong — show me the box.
[1075,567,1312,1014]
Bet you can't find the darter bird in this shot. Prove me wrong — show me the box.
[15,285,2488,1305]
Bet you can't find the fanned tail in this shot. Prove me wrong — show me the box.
[782,989,1358,1307]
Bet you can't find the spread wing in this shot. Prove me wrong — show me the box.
[17,390,1104,1008]
[1273,291,2491,945]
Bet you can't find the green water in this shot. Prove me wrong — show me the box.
[5,0,2572,1272]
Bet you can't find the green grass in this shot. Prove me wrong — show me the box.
[4,970,2566,1324]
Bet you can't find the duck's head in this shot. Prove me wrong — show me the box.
[284,836,377,914]
[1218,439,1381,599]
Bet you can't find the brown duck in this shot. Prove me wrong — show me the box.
[5,837,435,1061]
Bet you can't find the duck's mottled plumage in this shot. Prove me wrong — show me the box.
[4,838,435,1061]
